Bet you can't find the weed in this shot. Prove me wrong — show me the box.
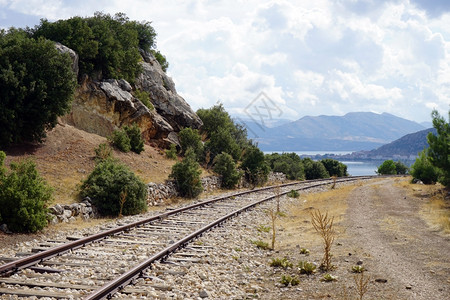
[257,224,271,233]
[275,185,281,212]
[234,247,242,252]
[280,274,300,286]
[194,240,204,246]
[354,272,371,300]
[321,273,337,282]
[165,144,177,160]
[331,175,337,189]
[94,143,112,161]
[311,209,335,271]
[232,255,239,261]
[252,240,270,250]
[287,189,299,198]
[297,261,317,275]
[267,207,279,249]
[270,257,293,269]
[352,265,365,273]
[299,248,310,255]
[118,189,127,218]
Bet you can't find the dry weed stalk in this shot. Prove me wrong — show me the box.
[331,175,337,189]
[275,185,281,212]
[267,207,278,250]
[311,209,335,270]
[118,189,127,218]
[354,272,371,300]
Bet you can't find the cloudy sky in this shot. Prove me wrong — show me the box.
[1,0,449,124]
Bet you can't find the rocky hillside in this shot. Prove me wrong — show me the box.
[62,48,202,147]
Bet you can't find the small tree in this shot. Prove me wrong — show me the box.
[0,152,52,233]
[394,161,409,175]
[109,128,131,152]
[170,149,203,198]
[427,110,450,187]
[377,160,397,175]
[241,146,270,186]
[124,123,144,154]
[179,127,203,159]
[80,159,147,216]
[213,152,242,189]
[410,149,441,184]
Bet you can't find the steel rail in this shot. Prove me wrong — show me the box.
[84,177,370,299]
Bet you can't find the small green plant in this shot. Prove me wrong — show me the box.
[299,248,310,255]
[124,123,145,154]
[165,144,178,160]
[234,247,242,252]
[287,189,299,198]
[252,240,270,250]
[280,274,300,286]
[352,265,365,273]
[109,128,131,152]
[322,273,337,282]
[257,224,271,233]
[94,143,112,161]
[270,257,293,269]
[297,261,317,275]
[134,89,154,110]
[169,149,203,198]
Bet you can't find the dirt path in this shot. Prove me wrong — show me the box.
[343,178,450,299]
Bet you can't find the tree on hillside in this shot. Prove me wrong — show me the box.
[427,110,450,187]
[241,146,270,186]
[0,29,76,147]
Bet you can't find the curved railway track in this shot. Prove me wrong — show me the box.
[0,176,375,299]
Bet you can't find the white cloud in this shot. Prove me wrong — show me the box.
[1,0,449,122]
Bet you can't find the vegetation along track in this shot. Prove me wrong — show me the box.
[0,176,373,299]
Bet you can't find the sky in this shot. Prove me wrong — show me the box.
[1,0,450,124]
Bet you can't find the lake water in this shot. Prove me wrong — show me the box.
[265,151,380,176]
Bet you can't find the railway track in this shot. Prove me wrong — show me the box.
[0,176,374,299]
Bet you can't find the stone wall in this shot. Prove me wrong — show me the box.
[47,197,98,224]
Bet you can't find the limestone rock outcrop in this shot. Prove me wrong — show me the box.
[61,45,201,146]
[136,50,203,131]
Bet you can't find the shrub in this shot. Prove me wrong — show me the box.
[270,257,293,269]
[377,160,397,175]
[394,161,409,175]
[303,158,330,180]
[134,89,154,110]
[299,248,310,255]
[410,149,441,184]
[241,146,270,186]
[0,29,76,147]
[257,224,271,233]
[297,261,317,275]
[109,128,131,152]
[322,273,337,282]
[169,149,203,198]
[151,49,169,72]
[0,152,52,233]
[280,275,300,286]
[352,265,365,273]
[178,127,203,159]
[321,159,348,177]
[94,143,112,161]
[287,190,299,198]
[165,144,178,160]
[251,240,270,250]
[213,152,242,189]
[80,159,147,216]
[265,152,305,180]
[124,123,144,154]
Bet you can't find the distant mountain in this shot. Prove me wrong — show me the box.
[254,112,426,151]
[420,121,433,128]
[365,128,437,158]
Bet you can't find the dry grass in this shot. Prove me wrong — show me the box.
[396,180,450,235]
[4,123,177,206]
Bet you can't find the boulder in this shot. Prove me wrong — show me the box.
[54,42,79,76]
[136,50,203,131]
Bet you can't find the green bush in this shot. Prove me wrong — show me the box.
[297,261,317,275]
[241,146,270,186]
[377,160,397,175]
[151,49,169,72]
[0,29,76,147]
[270,257,293,269]
[109,128,131,152]
[394,161,409,175]
[251,240,270,250]
[0,152,52,233]
[178,127,203,159]
[280,274,300,286]
[165,144,178,160]
[134,89,154,110]
[124,124,144,154]
[410,149,441,184]
[80,159,147,217]
[303,158,330,180]
[265,152,305,180]
[321,159,348,177]
[213,152,242,189]
[287,190,299,198]
[169,149,203,198]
